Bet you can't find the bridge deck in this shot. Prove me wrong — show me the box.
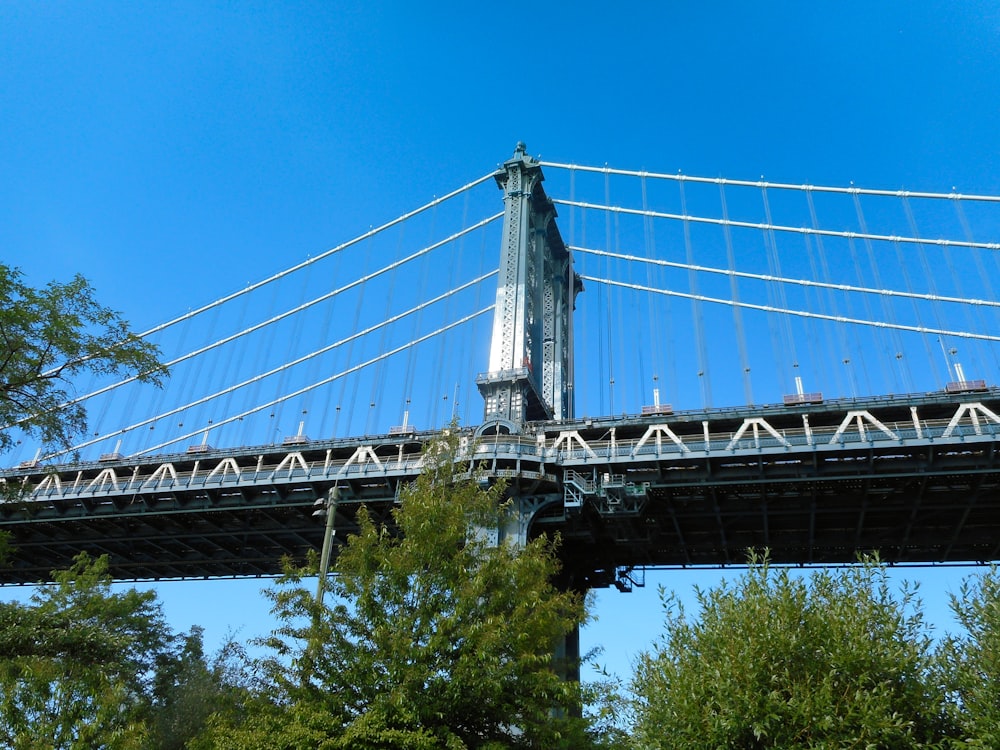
[2,390,999,584]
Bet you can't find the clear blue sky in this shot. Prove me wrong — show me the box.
[3,2,1000,682]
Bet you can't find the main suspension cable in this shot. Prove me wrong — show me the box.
[553,199,1000,251]
[581,275,1000,342]
[52,272,499,459]
[571,246,1000,308]
[30,172,499,388]
[540,161,1000,203]
[132,172,498,340]
[15,212,504,430]
[85,306,495,459]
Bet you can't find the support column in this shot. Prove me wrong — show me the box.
[498,494,583,708]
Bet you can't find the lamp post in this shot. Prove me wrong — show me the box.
[313,486,339,606]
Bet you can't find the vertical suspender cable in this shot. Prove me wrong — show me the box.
[891,234,943,388]
[844,236,875,395]
[679,178,712,407]
[198,305,227,442]
[757,189,788,396]
[274,260,313,438]
[853,193,911,392]
[150,314,187,450]
[423,203,444,429]
[641,174,663,406]
[365,224,403,435]
[335,236,372,437]
[850,193,909,394]
[759,184,797,395]
[221,287,253,445]
[719,183,753,404]
[793,189,828,398]
[468,223,492,426]
[865,189,944,389]
[316,236,346,437]
[454,196,478,425]
[583,206,607,414]
[843,203,876,395]
[578,194,592,415]
[399,222,420,426]
[432,191,470,428]
[258,279,286,442]
[807,191,851,398]
[902,196,966,383]
[166,305,205,443]
[797,232,827,394]
[568,167,584,415]
[604,169,615,415]
[632,194,647,398]
[614,211,630,411]
[953,198,1000,374]
[861,192,934,389]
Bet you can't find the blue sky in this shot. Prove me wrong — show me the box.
[3,2,1000,682]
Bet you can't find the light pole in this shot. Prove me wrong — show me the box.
[313,486,339,606]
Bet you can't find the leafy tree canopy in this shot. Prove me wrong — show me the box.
[0,552,251,750]
[0,263,165,457]
[0,553,171,749]
[149,626,256,750]
[201,434,596,749]
[630,554,952,749]
[939,566,1000,747]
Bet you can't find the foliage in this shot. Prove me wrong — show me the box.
[939,566,1000,747]
[0,263,165,456]
[0,552,253,749]
[630,554,951,749]
[200,432,595,748]
[579,663,635,750]
[0,552,171,749]
[148,627,256,750]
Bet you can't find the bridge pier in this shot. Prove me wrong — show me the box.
[493,492,583,695]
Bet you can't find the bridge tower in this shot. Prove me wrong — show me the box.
[476,143,582,435]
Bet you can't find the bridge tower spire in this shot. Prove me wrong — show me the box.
[476,143,582,434]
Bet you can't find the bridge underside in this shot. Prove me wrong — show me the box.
[0,439,414,583]
[2,391,1000,584]
[550,397,1000,584]
[0,478,400,585]
[4,459,998,585]
[549,449,1000,581]
[2,497,338,582]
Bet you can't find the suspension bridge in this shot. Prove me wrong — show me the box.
[3,143,1000,589]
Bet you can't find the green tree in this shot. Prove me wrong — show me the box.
[0,263,165,457]
[148,627,256,750]
[199,434,594,749]
[939,567,1000,747]
[630,555,951,749]
[0,552,172,749]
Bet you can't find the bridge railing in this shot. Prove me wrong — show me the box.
[550,416,1000,464]
[12,404,1000,504]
